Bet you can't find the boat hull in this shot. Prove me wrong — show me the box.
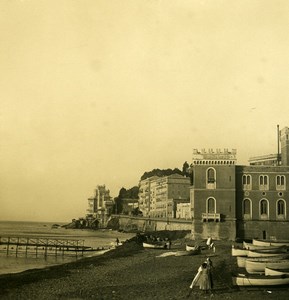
[247,249,288,258]
[246,259,289,274]
[237,254,289,268]
[265,267,289,276]
[243,241,288,251]
[232,247,248,257]
[143,242,168,249]
[253,239,289,247]
[232,274,289,286]
[186,245,197,251]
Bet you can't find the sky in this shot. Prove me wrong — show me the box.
[1,0,289,222]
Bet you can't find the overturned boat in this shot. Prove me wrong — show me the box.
[232,273,289,286]
[231,245,248,257]
[252,239,289,247]
[237,254,289,268]
[247,248,289,258]
[245,258,289,274]
[143,242,168,249]
[243,241,289,251]
[265,267,289,276]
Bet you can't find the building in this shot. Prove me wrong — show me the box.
[190,148,237,240]
[138,174,191,219]
[190,127,289,240]
[87,185,114,227]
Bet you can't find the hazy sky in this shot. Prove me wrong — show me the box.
[1,0,289,222]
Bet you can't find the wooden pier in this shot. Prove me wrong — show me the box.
[0,236,94,257]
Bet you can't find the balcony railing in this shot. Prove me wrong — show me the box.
[202,213,221,222]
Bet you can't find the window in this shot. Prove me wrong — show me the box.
[207,197,216,213]
[242,175,252,190]
[259,175,269,190]
[276,175,286,190]
[207,168,215,183]
[260,199,269,219]
[206,168,216,189]
[243,198,251,219]
[277,199,286,219]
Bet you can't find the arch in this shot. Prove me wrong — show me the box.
[206,167,216,189]
[276,199,286,219]
[259,198,269,219]
[242,174,252,190]
[206,197,216,214]
[243,198,252,219]
[259,175,269,190]
[276,175,286,190]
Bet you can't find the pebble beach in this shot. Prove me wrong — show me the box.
[0,236,289,300]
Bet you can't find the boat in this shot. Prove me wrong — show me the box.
[265,267,289,276]
[186,244,199,251]
[243,241,288,251]
[236,254,289,268]
[237,256,247,268]
[231,246,248,257]
[245,258,289,274]
[143,242,168,249]
[253,239,289,247]
[232,273,289,286]
[247,249,288,258]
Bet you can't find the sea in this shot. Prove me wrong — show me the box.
[0,220,135,276]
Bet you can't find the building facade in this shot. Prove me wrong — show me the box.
[190,127,289,240]
[138,174,191,219]
[87,185,114,227]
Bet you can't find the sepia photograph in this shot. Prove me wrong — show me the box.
[1,0,289,299]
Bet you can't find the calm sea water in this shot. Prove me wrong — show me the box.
[0,221,134,275]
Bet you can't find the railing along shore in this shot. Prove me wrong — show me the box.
[0,236,91,257]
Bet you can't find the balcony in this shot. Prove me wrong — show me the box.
[202,213,221,222]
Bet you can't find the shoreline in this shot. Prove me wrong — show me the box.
[1,239,289,299]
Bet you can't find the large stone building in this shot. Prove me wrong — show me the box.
[87,185,114,227]
[138,174,191,218]
[190,126,289,241]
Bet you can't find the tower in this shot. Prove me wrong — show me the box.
[280,127,289,166]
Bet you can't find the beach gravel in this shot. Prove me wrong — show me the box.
[0,239,289,299]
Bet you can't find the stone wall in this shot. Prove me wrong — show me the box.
[110,215,192,232]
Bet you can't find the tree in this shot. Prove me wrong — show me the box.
[182,161,190,177]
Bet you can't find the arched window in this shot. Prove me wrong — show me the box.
[276,175,286,190]
[242,175,252,190]
[243,198,251,219]
[260,199,269,219]
[207,197,216,214]
[277,199,286,219]
[206,168,216,189]
[259,175,269,190]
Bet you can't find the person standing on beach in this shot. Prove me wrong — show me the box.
[198,262,212,293]
[206,258,214,290]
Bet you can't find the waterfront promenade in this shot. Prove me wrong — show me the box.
[0,238,289,300]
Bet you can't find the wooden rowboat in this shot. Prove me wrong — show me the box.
[265,267,289,276]
[186,244,198,251]
[247,249,288,258]
[232,273,289,286]
[253,239,289,247]
[243,241,288,251]
[231,246,248,257]
[246,259,289,274]
[237,256,247,268]
[237,254,289,268]
[143,242,168,249]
